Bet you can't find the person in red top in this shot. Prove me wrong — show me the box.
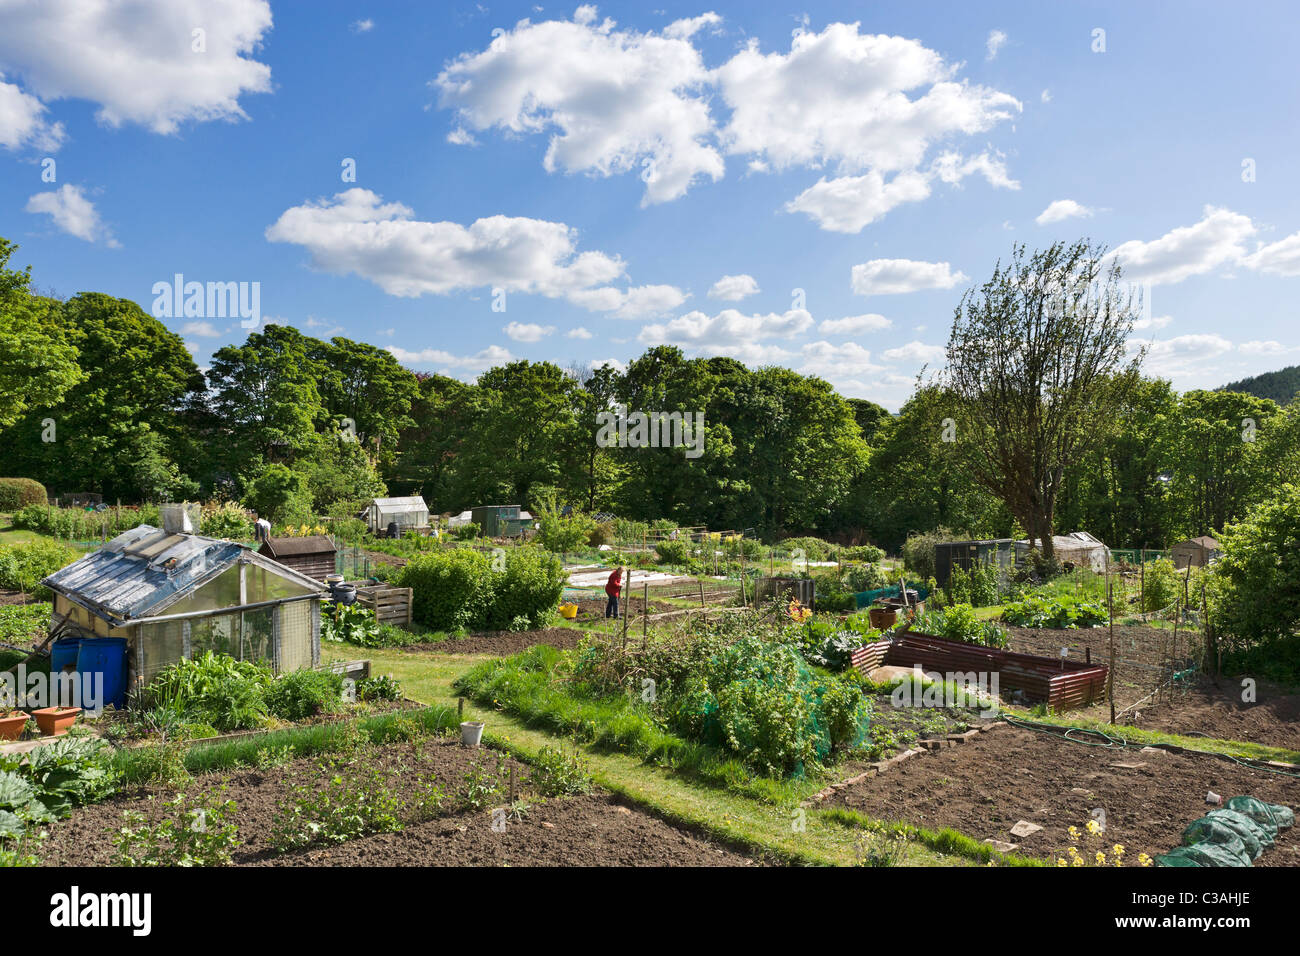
[605,566,625,619]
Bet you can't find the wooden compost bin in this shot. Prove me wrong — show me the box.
[354,585,413,626]
[851,631,1108,712]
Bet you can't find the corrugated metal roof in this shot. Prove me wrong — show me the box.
[259,535,336,557]
[44,525,246,625]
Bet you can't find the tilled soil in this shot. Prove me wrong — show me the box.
[825,723,1300,865]
[41,736,758,867]
[1005,625,1299,750]
[399,628,588,656]
[1133,678,1300,753]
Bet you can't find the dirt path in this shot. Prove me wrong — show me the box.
[825,723,1300,865]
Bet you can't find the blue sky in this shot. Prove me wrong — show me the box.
[3,0,1299,410]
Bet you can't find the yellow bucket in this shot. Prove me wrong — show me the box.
[559,603,579,619]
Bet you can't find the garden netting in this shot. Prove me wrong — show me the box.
[1155,796,1295,867]
[854,584,931,609]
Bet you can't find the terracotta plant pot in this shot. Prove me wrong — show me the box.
[31,706,81,737]
[0,712,28,741]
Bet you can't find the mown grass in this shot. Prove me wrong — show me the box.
[365,645,1017,866]
[819,807,1045,866]
[111,704,462,783]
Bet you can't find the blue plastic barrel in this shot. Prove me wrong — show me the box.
[50,637,82,674]
[75,638,129,711]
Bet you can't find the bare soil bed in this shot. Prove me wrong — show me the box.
[824,723,1300,865]
[1005,625,1299,750]
[1133,677,1300,753]
[42,736,759,867]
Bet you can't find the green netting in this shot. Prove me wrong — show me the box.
[1157,796,1294,867]
[673,637,870,778]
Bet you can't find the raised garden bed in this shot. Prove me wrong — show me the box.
[853,630,1109,712]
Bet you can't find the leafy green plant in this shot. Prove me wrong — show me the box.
[1002,593,1108,628]
[269,754,404,852]
[114,790,241,867]
[0,539,77,597]
[356,674,402,702]
[144,652,273,732]
[321,602,381,646]
[528,745,592,797]
[0,477,47,511]
[264,668,344,722]
[198,502,253,540]
[462,752,509,810]
[909,604,1009,648]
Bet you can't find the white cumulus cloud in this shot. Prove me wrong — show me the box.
[1109,206,1256,286]
[708,273,760,301]
[851,258,967,296]
[503,321,556,342]
[25,184,116,245]
[818,313,892,335]
[0,0,273,136]
[1035,199,1094,225]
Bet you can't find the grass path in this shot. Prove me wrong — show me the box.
[353,646,977,866]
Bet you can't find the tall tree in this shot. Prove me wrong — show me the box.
[941,240,1144,561]
[0,239,81,429]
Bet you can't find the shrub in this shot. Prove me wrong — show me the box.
[1140,557,1181,613]
[0,478,47,512]
[199,502,252,540]
[488,546,566,631]
[452,522,480,541]
[1214,484,1300,654]
[397,548,496,632]
[588,521,614,547]
[654,539,692,565]
[843,561,885,593]
[668,637,869,777]
[264,668,344,721]
[13,503,160,539]
[841,544,884,563]
[535,504,596,556]
[902,528,956,581]
[0,540,77,597]
[242,463,313,525]
[777,536,838,561]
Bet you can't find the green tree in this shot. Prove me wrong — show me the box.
[243,463,313,525]
[392,373,475,510]
[942,241,1145,562]
[0,239,81,429]
[309,336,418,466]
[6,292,203,500]
[207,324,326,468]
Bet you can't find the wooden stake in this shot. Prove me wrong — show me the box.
[642,582,648,650]
[1106,555,1116,725]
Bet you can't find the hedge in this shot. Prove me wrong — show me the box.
[0,478,47,512]
[396,545,565,633]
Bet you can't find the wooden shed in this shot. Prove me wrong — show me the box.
[258,536,337,582]
[1171,535,1222,569]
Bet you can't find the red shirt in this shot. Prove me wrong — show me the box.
[605,570,623,597]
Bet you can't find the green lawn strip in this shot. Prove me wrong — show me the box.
[819,806,1045,867]
[362,646,1003,867]
[997,707,1300,766]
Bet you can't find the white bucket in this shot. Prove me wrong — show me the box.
[460,721,485,746]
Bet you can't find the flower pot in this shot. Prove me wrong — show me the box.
[0,712,28,741]
[460,720,485,747]
[31,706,81,737]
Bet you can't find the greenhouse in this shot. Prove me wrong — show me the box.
[363,495,429,534]
[41,524,326,696]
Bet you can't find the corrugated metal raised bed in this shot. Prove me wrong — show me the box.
[851,630,1108,712]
